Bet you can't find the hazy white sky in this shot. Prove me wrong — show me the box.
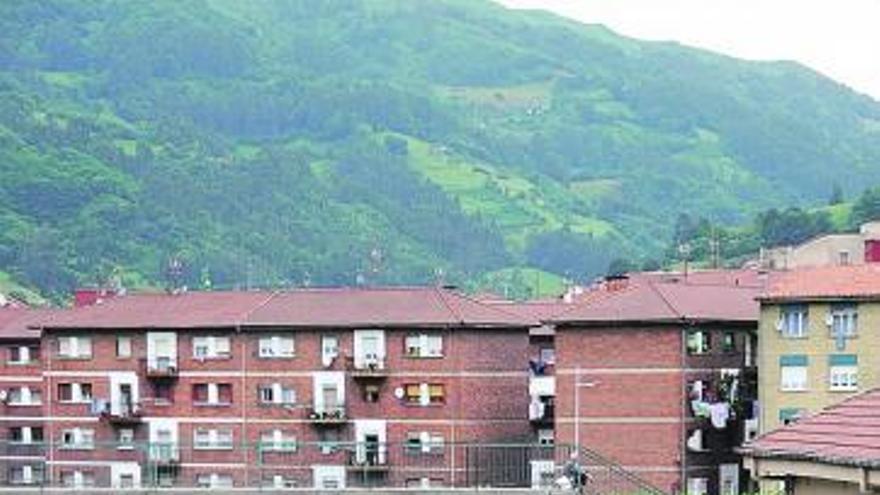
[496,0,880,101]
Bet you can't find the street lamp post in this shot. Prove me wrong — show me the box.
[573,366,598,453]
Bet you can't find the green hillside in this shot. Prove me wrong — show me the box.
[2,0,880,298]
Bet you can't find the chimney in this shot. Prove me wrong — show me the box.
[73,287,119,308]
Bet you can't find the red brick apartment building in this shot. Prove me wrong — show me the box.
[31,287,538,489]
[549,279,760,495]
[0,308,48,486]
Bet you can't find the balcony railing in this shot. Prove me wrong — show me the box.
[308,405,347,425]
[347,355,389,379]
[141,357,178,379]
[148,443,180,464]
[100,402,143,425]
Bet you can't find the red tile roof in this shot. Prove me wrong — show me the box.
[246,287,534,328]
[35,287,536,331]
[550,281,760,324]
[743,389,880,468]
[0,308,54,340]
[631,269,769,288]
[760,264,880,302]
[37,291,276,330]
[483,300,575,322]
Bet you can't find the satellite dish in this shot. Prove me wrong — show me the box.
[394,387,405,399]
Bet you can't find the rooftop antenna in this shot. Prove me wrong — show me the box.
[165,255,185,294]
[677,242,692,279]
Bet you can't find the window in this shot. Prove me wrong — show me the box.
[258,383,296,405]
[192,336,231,359]
[193,383,233,406]
[780,355,808,391]
[57,336,92,359]
[405,432,444,454]
[838,250,851,266]
[196,474,233,489]
[194,428,234,450]
[321,335,339,366]
[258,336,295,358]
[364,384,380,403]
[779,408,805,425]
[153,382,173,404]
[779,305,808,338]
[721,332,736,353]
[57,383,92,403]
[7,387,41,406]
[60,428,94,450]
[539,347,555,365]
[403,383,445,406]
[118,429,134,450]
[686,330,711,355]
[10,426,43,444]
[8,465,42,485]
[829,303,858,338]
[8,345,37,364]
[405,334,443,358]
[116,336,132,358]
[60,470,95,488]
[687,477,708,495]
[260,429,297,452]
[537,428,554,446]
[829,355,858,391]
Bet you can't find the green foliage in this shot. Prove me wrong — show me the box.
[1,0,880,296]
[851,186,880,226]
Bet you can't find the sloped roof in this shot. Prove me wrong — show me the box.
[0,308,55,340]
[38,291,276,330]
[246,287,534,328]
[760,264,880,302]
[483,300,575,322]
[36,287,535,331]
[550,281,759,324]
[743,389,880,468]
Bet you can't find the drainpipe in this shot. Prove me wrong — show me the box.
[680,324,688,494]
[239,324,248,487]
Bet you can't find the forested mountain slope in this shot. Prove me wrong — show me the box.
[2,0,879,297]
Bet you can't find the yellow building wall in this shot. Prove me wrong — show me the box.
[758,301,880,433]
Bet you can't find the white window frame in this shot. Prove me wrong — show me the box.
[7,386,42,406]
[118,428,135,450]
[196,473,234,489]
[779,306,808,338]
[57,382,93,403]
[8,345,34,364]
[829,365,858,391]
[58,336,92,359]
[116,336,132,358]
[405,334,444,358]
[260,429,297,452]
[60,428,95,450]
[193,428,234,450]
[258,336,295,358]
[780,365,808,392]
[259,383,297,405]
[830,305,858,338]
[687,477,708,495]
[192,336,231,360]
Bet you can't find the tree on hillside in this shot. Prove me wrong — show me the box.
[525,229,613,281]
[851,186,880,226]
[756,208,833,247]
[829,182,845,206]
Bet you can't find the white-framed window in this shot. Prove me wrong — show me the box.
[258,336,295,358]
[192,383,233,406]
[8,464,42,485]
[829,355,858,391]
[58,336,92,359]
[539,347,555,365]
[196,473,233,489]
[192,336,231,359]
[537,428,554,445]
[56,382,92,403]
[686,330,711,355]
[260,429,297,452]
[118,428,135,450]
[687,477,708,495]
[780,356,808,391]
[321,335,339,366]
[258,383,296,405]
[60,428,95,450]
[829,304,858,338]
[7,386,42,406]
[60,470,95,488]
[193,428,234,450]
[778,305,808,338]
[405,431,444,454]
[10,426,43,445]
[404,383,445,406]
[405,334,443,358]
[116,336,132,358]
[8,345,37,364]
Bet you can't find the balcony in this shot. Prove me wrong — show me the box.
[308,406,347,426]
[349,446,389,471]
[142,357,178,380]
[148,443,180,465]
[100,402,143,426]
[347,355,389,380]
[529,398,554,426]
